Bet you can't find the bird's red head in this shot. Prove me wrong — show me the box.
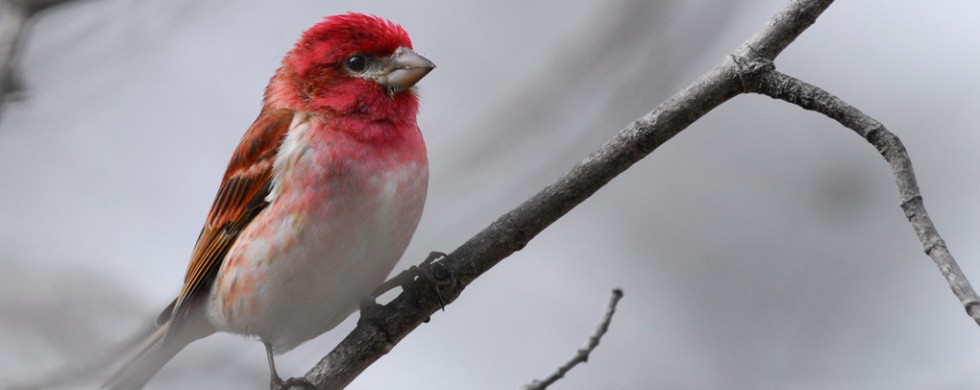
[268,13,434,119]
[287,13,412,75]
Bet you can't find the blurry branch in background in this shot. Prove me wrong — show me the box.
[293,0,980,388]
[524,289,624,390]
[0,0,81,122]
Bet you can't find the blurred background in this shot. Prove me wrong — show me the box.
[2,0,979,388]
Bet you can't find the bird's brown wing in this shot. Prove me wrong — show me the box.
[164,107,294,326]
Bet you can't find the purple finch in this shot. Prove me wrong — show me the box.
[104,13,433,389]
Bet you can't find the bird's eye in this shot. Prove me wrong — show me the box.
[346,55,367,72]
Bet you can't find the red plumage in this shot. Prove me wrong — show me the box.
[104,13,434,389]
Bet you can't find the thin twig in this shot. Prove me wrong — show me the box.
[524,289,624,390]
[745,70,980,324]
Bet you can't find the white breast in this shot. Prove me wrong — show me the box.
[206,113,428,352]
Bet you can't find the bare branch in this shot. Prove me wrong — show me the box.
[300,1,839,388]
[0,0,85,122]
[740,0,833,60]
[524,289,624,390]
[745,70,980,324]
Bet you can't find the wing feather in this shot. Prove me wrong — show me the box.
[166,107,294,324]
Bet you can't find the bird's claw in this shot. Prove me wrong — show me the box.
[369,251,450,311]
[398,251,449,311]
[416,251,449,310]
[272,376,317,390]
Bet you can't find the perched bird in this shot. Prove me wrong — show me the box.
[103,13,434,389]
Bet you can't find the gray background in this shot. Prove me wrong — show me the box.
[1,1,979,388]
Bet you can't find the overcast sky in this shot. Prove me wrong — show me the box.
[2,1,980,389]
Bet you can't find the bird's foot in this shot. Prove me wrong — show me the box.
[271,375,317,390]
[416,251,449,310]
[266,340,317,390]
[370,251,449,311]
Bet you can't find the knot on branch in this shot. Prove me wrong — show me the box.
[729,46,776,92]
[899,194,923,215]
[865,123,908,162]
[924,238,947,257]
[965,300,980,320]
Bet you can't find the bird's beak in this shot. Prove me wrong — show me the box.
[381,47,435,92]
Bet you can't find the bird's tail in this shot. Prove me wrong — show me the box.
[101,321,184,390]
[102,311,213,390]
